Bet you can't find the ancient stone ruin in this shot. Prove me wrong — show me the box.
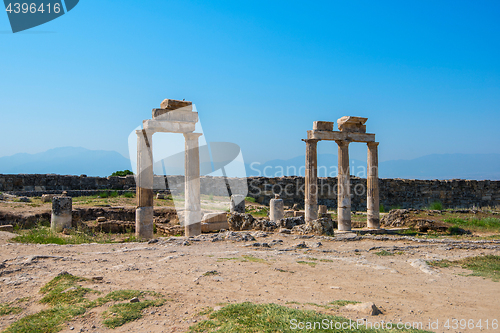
[303,116,379,231]
[136,99,202,239]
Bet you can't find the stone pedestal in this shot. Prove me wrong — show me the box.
[184,133,202,237]
[51,196,72,232]
[270,196,284,222]
[367,142,380,229]
[318,205,327,214]
[136,207,154,239]
[230,194,245,213]
[336,140,351,231]
[304,139,319,222]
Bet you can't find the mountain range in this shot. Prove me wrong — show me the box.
[0,147,498,180]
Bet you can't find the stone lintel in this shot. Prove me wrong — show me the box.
[142,120,196,133]
[307,130,375,142]
[152,109,198,121]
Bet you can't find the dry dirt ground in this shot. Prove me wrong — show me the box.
[0,229,499,333]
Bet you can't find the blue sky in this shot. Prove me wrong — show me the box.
[1,0,499,165]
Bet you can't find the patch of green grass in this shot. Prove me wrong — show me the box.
[443,217,500,232]
[242,255,267,263]
[428,201,443,210]
[275,268,295,273]
[188,302,430,333]
[319,259,334,262]
[39,273,95,306]
[428,255,500,281]
[10,226,141,245]
[374,250,394,256]
[198,307,214,316]
[3,274,166,333]
[0,303,22,316]
[245,196,256,203]
[102,298,165,329]
[122,192,135,198]
[217,257,240,262]
[296,261,317,267]
[329,300,360,307]
[305,302,330,309]
[203,270,220,276]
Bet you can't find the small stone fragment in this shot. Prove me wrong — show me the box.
[130,297,140,303]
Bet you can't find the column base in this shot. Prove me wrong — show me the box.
[367,218,381,229]
[305,204,318,222]
[185,222,202,237]
[136,207,154,240]
[338,219,352,231]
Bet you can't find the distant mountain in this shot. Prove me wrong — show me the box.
[1,148,499,180]
[245,153,500,180]
[0,147,131,177]
[380,154,500,180]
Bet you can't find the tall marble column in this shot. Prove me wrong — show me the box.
[184,133,203,237]
[136,129,154,239]
[367,142,380,229]
[303,139,319,222]
[336,140,351,231]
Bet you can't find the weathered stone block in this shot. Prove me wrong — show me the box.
[51,196,72,232]
[313,121,334,131]
[337,116,368,133]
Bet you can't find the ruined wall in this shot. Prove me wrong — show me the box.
[1,174,499,210]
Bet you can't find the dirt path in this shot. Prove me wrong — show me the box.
[0,231,499,333]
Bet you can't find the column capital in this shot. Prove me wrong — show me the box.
[183,132,203,140]
[335,140,349,147]
[367,142,379,147]
[302,139,320,144]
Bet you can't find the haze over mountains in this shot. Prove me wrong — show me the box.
[0,147,498,180]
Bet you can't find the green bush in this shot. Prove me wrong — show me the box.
[429,201,443,210]
[122,192,135,198]
[245,196,256,203]
[110,170,134,177]
[379,204,385,213]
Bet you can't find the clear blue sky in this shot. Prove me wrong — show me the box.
[1,0,499,164]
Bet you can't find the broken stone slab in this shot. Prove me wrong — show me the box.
[160,99,192,110]
[0,225,14,232]
[41,194,55,203]
[313,121,334,131]
[343,302,381,316]
[294,211,305,217]
[318,205,327,214]
[202,212,227,223]
[337,116,368,133]
[201,212,229,233]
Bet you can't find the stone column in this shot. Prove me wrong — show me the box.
[336,140,351,231]
[303,139,319,222]
[184,133,203,237]
[51,196,72,232]
[230,194,245,213]
[270,194,284,222]
[367,142,380,229]
[136,129,154,239]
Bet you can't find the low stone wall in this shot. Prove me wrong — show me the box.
[1,174,499,210]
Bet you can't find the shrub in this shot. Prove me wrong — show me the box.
[110,170,134,177]
[379,204,385,213]
[429,201,443,210]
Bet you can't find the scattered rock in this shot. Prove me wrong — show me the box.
[19,197,31,203]
[61,287,78,293]
[294,242,308,249]
[148,239,159,244]
[278,228,291,234]
[227,213,255,231]
[343,302,381,316]
[276,216,305,230]
[96,216,107,222]
[41,194,55,203]
[92,276,104,281]
[130,297,140,303]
